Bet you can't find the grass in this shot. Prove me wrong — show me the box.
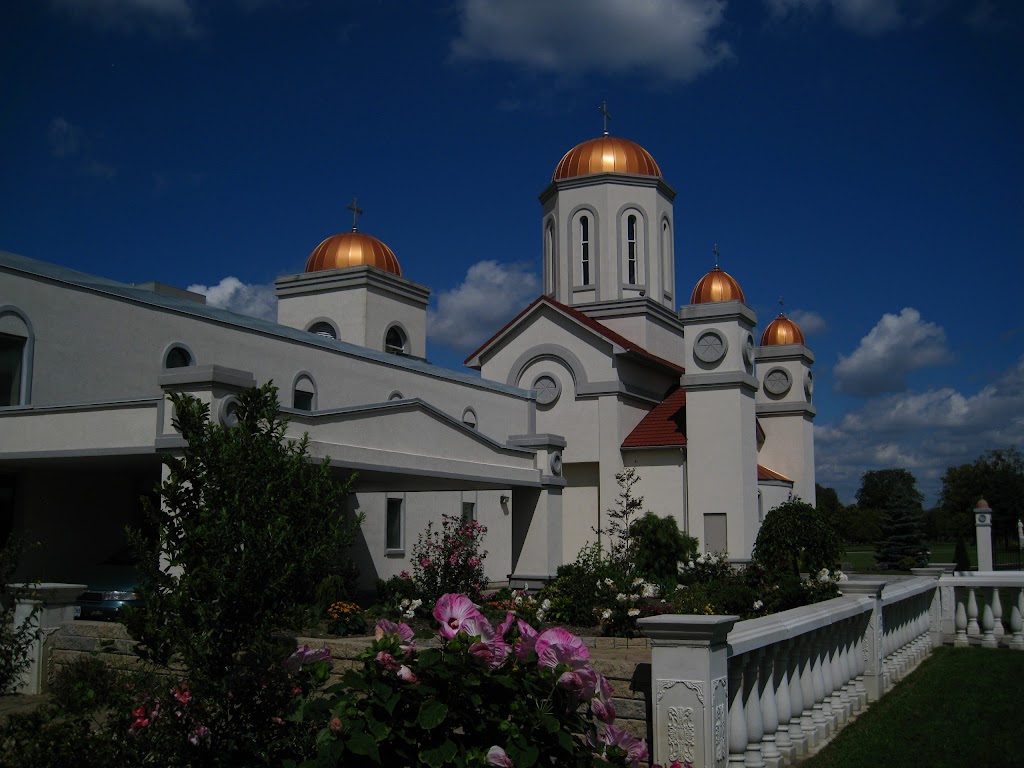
[802,646,1024,768]
[841,540,977,573]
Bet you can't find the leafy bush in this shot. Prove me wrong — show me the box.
[0,537,42,695]
[126,383,362,764]
[541,543,625,626]
[752,497,842,577]
[410,515,488,604]
[629,512,697,583]
[294,595,650,767]
[50,654,130,716]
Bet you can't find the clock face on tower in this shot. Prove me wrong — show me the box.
[764,368,792,396]
[694,330,727,364]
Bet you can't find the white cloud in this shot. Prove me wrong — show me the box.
[833,307,954,396]
[428,261,541,353]
[49,0,201,37]
[816,356,1024,503]
[187,277,277,321]
[451,0,732,82]
[47,117,80,158]
[764,0,934,35]
[789,309,827,335]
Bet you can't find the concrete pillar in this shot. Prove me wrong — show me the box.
[975,499,994,572]
[639,614,739,768]
[9,582,85,694]
[842,579,888,702]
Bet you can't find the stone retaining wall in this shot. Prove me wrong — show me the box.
[48,622,653,740]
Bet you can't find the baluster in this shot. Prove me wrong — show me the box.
[853,614,868,710]
[992,589,1004,639]
[744,651,765,768]
[826,633,845,727]
[836,618,854,719]
[759,646,781,768]
[967,588,980,636]
[982,593,997,648]
[810,634,829,740]
[880,607,892,691]
[786,638,808,757]
[954,591,969,647]
[773,642,794,764]
[1010,590,1024,650]
[798,635,819,748]
[728,657,747,767]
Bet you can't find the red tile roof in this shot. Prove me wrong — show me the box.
[622,388,687,448]
[757,464,794,484]
[464,295,685,375]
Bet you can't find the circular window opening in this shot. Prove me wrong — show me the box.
[532,373,561,407]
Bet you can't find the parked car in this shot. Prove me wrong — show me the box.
[74,546,142,621]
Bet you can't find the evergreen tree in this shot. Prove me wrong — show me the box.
[874,484,929,569]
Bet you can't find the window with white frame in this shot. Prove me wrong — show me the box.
[386,497,404,551]
[627,214,638,284]
[580,215,591,285]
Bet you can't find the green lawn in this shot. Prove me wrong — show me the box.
[841,541,976,573]
[803,646,1024,768]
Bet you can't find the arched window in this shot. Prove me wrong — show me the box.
[580,215,591,286]
[661,219,673,301]
[627,215,638,284]
[462,408,478,429]
[293,374,316,411]
[308,321,337,339]
[164,345,194,369]
[544,221,556,296]
[0,307,33,407]
[385,326,407,356]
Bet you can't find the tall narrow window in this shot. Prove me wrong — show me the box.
[580,216,590,285]
[385,326,407,355]
[0,334,25,407]
[627,215,637,284]
[386,498,404,551]
[293,375,315,411]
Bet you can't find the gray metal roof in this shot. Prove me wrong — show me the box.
[0,249,533,399]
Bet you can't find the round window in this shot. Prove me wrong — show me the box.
[764,368,792,396]
[694,330,727,364]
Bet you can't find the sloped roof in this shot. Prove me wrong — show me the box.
[757,464,794,484]
[621,388,687,448]
[465,294,684,374]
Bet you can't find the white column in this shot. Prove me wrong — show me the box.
[976,500,994,572]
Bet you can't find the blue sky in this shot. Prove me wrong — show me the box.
[3,0,1022,506]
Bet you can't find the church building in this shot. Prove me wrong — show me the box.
[0,129,815,590]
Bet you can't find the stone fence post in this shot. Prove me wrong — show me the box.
[9,583,85,694]
[638,615,739,768]
[839,580,887,703]
[975,499,994,572]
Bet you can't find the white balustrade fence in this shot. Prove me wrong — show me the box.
[937,572,1024,650]
[639,576,939,768]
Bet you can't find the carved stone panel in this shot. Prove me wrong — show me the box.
[656,679,723,768]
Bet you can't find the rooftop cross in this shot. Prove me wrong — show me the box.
[778,296,785,315]
[599,100,612,136]
[347,196,364,232]
[712,243,720,268]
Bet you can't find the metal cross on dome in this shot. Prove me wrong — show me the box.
[599,100,612,136]
[347,196,363,232]
[712,243,720,268]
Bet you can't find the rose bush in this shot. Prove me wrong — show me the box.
[411,515,489,604]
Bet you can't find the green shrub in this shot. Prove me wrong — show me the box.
[50,655,127,716]
[541,543,624,626]
[0,537,41,694]
[752,497,842,577]
[628,512,697,582]
[410,515,488,604]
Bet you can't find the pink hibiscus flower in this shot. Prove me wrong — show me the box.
[535,627,590,670]
[433,593,483,639]
[514,619,539,660]
[487,745,514,767]
[598,725,649,766]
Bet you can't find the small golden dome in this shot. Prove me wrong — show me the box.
[305,231,402,276]
[690,266,745,304]
[760,314,806,346]
[553,136,662,181]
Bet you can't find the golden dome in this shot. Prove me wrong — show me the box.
[690,266,745,304]
[305,231,402,276]
[553,136,662,181]
[760,314,806,346]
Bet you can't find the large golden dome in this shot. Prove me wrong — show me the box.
[305,231,402,276]
[690,266,745,304]
[760,314,805,346]
[553,136,662,181]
